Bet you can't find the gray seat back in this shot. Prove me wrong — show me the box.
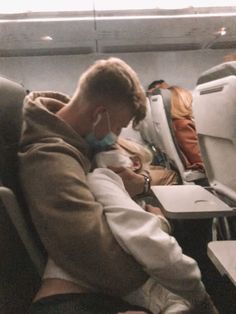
[140,90,206,183]
[194,61,236,202]
[0,77,45,313]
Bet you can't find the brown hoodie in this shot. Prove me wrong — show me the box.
[18,91,147,296]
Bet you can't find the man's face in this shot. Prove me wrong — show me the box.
[93,106,134,140]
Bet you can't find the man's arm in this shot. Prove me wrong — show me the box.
[18,143,148,296]
[109,166,145,197]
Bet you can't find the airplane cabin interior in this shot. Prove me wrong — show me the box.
[0,1,236,313]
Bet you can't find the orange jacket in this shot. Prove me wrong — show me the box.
[172,118,205,171]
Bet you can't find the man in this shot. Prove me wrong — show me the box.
[18,58,218,313]
[146,80,169,96]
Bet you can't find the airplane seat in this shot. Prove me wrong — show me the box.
[120,98,167,167]
[140,90,206,184]
[0,77,45,313]
[120,119,145,146]
[138,97,164,149]
[194,61,236,239]
[138,97,169,167]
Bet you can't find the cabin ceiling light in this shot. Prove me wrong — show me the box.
[0,1,93,13]
[95,0,236,10]
[156,0,236,10]
[0,0,236,13]
[218,27,227,36]
[41,35,53,41]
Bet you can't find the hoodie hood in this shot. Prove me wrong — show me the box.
[19,91,90,172]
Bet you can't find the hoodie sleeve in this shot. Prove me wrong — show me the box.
[18,142,148,296]
[87,168,206,305]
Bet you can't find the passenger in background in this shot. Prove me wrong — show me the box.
[146,80,169,96]
[168,85,205,172]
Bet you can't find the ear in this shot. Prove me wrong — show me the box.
[92,106,106,125]
[130,156,142,171]
[94,113,102,126]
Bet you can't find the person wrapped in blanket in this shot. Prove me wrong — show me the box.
[97,137,180,187]
[88,137,218,314]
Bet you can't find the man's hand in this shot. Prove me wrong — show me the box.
[109,166,144,197]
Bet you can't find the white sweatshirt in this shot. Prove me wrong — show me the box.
[87,168,206,305]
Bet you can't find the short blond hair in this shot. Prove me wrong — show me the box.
[168,86,193,119]
[117,137,153,170]
[75,58,146,127]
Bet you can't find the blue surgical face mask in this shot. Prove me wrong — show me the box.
[85,111,117,153]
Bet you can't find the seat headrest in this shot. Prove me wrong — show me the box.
[0,77,26,143]
[0,77,26,188]
[197,61,236,86]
